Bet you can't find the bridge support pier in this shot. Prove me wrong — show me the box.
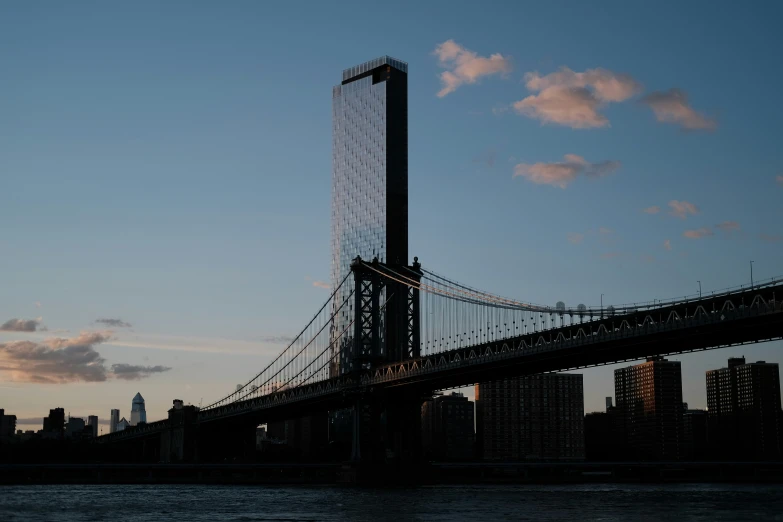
[344,389,424,485]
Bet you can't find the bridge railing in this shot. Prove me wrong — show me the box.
[366,291,783,386]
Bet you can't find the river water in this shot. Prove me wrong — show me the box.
[1,484,782,521]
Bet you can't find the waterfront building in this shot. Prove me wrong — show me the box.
[476,373,585,461]
[706,357,781,460]
[328,56,410,454]
[614,357,683,460]
[421,392,475,461]
[682,409,708,460]
[331,55,409,375]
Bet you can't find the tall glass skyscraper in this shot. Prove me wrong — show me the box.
[331,56,409,375]
[130,392,147,426]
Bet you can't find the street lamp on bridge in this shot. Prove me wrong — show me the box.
[750,260,755,289]
[600,293,604,319]
[697,280,701,298]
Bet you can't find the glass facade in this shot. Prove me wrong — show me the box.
[331,56,408,375]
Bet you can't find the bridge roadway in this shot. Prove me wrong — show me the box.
[101,280,783,444]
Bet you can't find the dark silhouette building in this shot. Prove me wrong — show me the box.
[476,374,584,461]
[42,408,65,438]
[706,357,781,460]
[87,415,99,438]
[421,392,475,461]
[614,357,683,460]
[0,409,17,438]
[682,409,708,460]
[267,412,329,460]
[584,399,623,461]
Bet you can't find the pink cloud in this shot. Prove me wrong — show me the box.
[567,233,584,244]
[643,206,661,214]
[760,233,782,243]
[513,67,641,128]
[715,221,740,232]
[434,40,512,97]
[312,281,330,290]
[663,239,672,250]
[0,331,171,384]
[668,200,699,219]
[776,175,783,186]
[683,227,713,239]
[641,89,717,131]
[601,252,622,259]
[513,154,620,188]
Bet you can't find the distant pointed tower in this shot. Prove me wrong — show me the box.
[130,392,147,426]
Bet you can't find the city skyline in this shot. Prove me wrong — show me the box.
[2,1,783,424]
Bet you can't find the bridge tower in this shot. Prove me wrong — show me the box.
[347,256,424,481]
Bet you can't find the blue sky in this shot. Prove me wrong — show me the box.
[1,1,782,426]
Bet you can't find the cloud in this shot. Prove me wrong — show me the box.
[433,40,512,97]
[663,239,672,251]
[715,221,740,232]
[640,254,656,263]
[513,67,642,128]
[776,175,783,186]
[95,318,132,328]
[110,363,171,381]
[641,89,717,131]
[513,154,620,188]
[598,227,613,235]
[668,200,699,219]
[312,281,330,290]
[34,302,42,309]
[683,227,713,239]
[760,233,782,243]
[643,206,661,214]
[260,335,295,345]
[1,318,43,332]
[601,252,622,259]
[567,233,584,244]
[0,331,170,384]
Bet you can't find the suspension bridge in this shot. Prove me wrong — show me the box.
[99,255,783,469]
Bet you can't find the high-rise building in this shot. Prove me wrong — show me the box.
[614,357,683,460]
[43,407,65,437]
[65,417,85,438]
[87,415,99,438]
[0,409,17,438]
[331,55,408,375]
[110,409,120,434]
[421,392,475,461]
[476,374,585,461]
[116,417,130,432]
[130,393,147,426]
[706,357,781,460]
